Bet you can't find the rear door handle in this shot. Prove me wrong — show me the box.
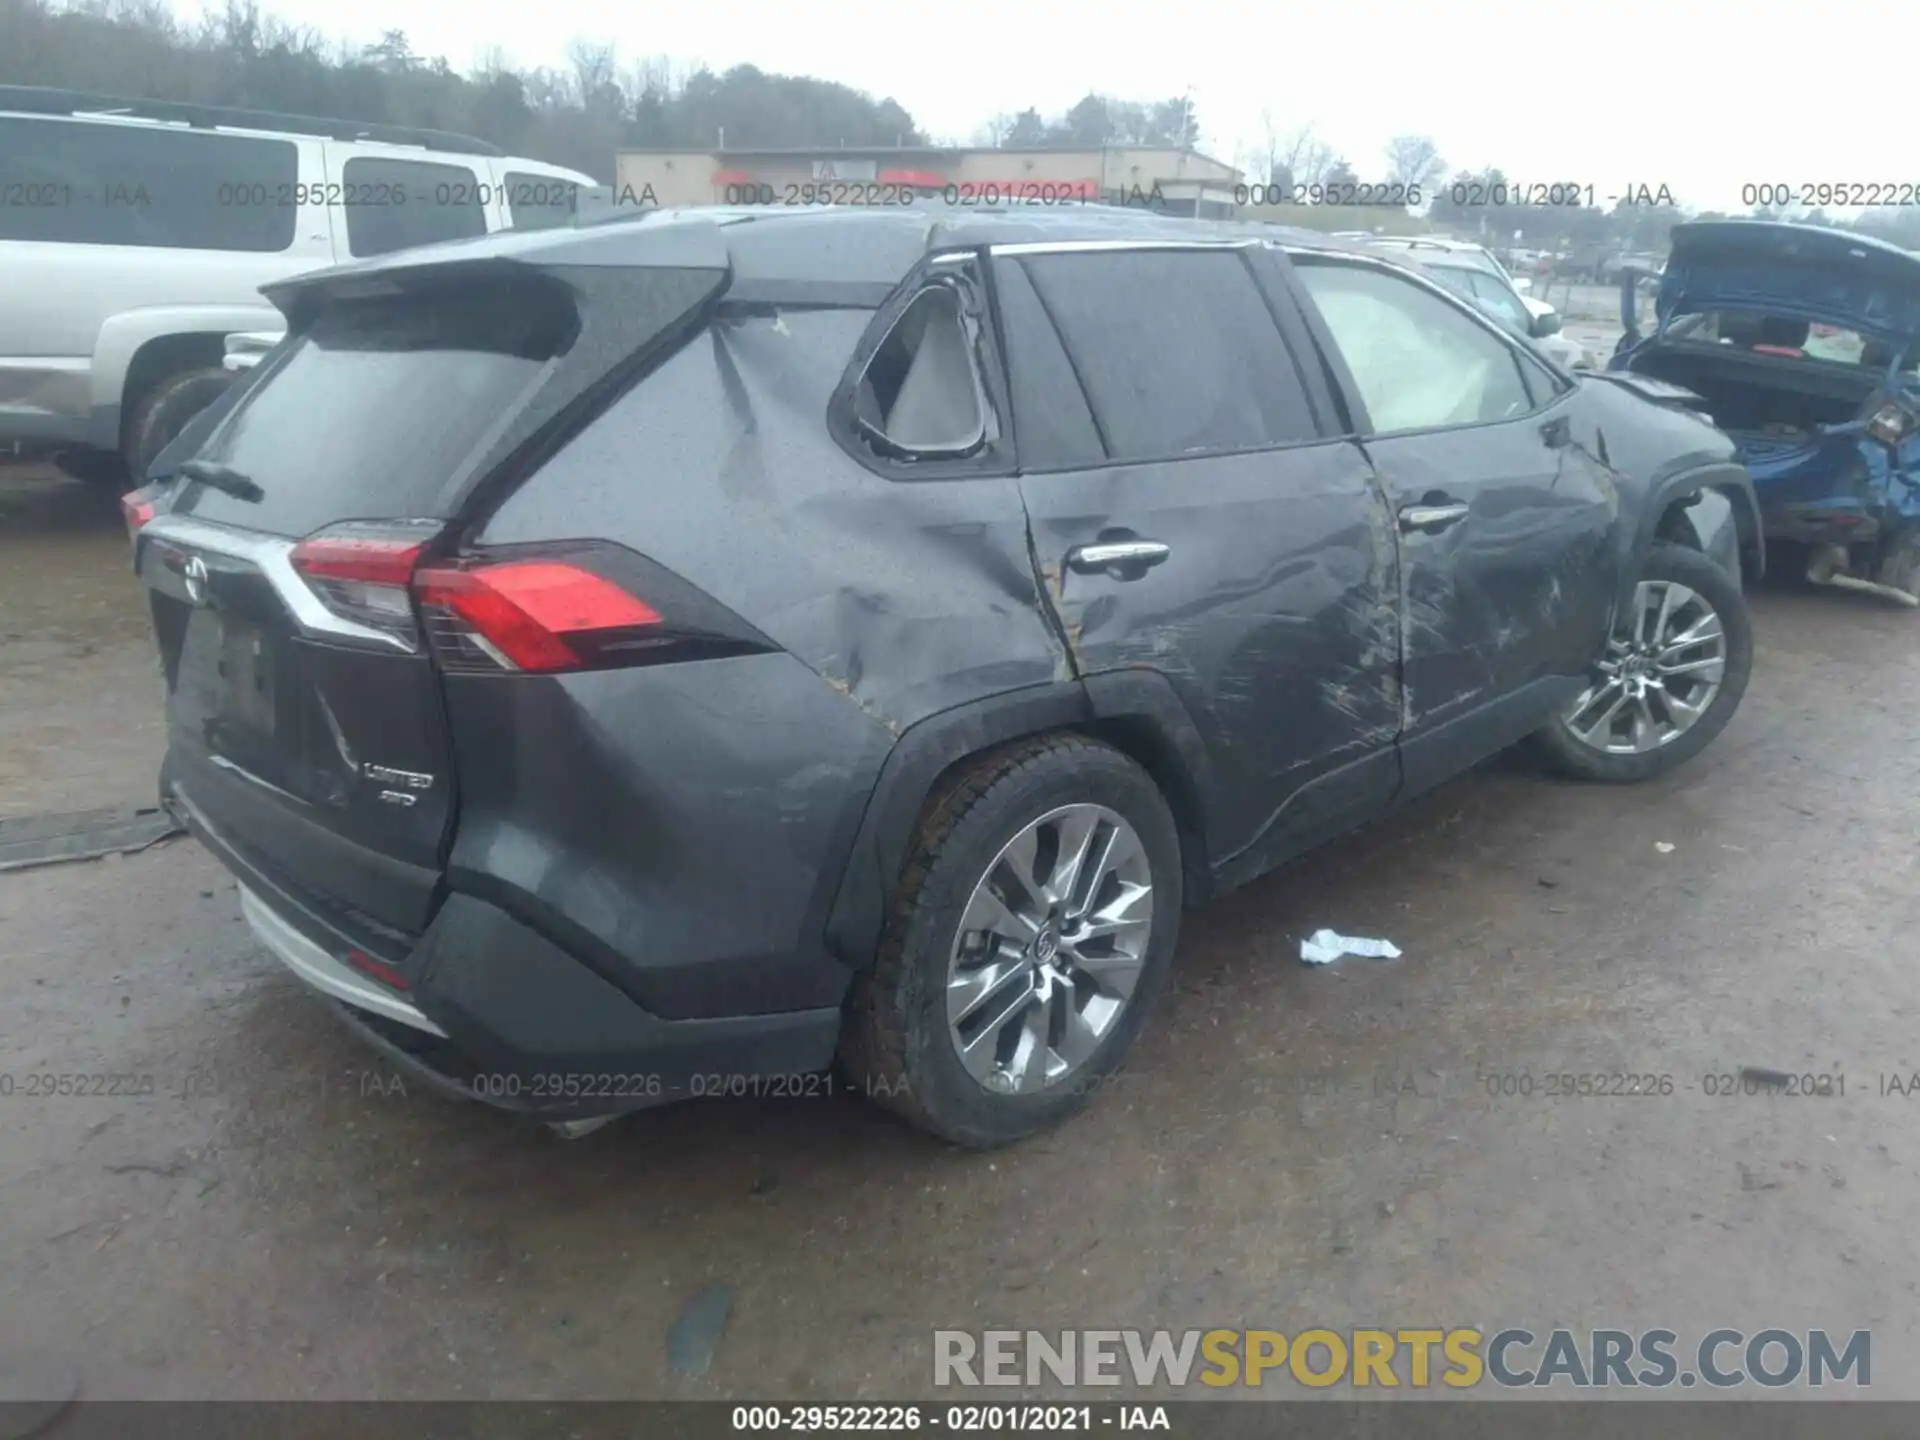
[1399,503,1469,534]
[1066,539,1171,579]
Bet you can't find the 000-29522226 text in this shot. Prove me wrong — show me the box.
[730,1405,1149,1432]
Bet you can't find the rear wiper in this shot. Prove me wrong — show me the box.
[178,459,263,502]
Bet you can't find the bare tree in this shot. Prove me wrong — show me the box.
[472,44,513,82]
[84,0,178,34]
[1270,123,1336,188]
[1382,134,1446,191]
[565,37,619,112]
[259,15,325,59]
[975,112,1013,147]
[362,29,417,75]
[620,54,684,108]
[213,0,260,58]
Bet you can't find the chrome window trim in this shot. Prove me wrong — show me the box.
[142,513,415,653]
[987,239,1262,257]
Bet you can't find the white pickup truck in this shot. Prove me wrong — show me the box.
[0,85,594,483]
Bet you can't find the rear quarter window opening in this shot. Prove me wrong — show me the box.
[851,279,994,461]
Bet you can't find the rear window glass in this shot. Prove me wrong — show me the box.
[1018,249,1317,463]
[174,290,571,536]
[1668,311,1912,370]
[0,117,295,251]
[341,157,488,258]
[504,172,580,231]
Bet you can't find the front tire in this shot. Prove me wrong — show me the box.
[841,735,1183,1148]
[1532,541,1752,783]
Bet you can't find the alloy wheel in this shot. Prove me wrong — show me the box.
[945,804,1155,1096]
[1562,579,1726,754]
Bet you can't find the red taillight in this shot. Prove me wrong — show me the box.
[414,561,662,673]
[289,526,440,644]
[122,493,155,542]
[289,535,425,586]
[345,949,411,991]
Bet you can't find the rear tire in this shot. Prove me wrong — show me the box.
[1532,542,1752,783]
[123,366,231,485]
[840,735,1182,1148]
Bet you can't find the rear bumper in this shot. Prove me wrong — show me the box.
[238,882,447,1036]
[1738,432,1918,549]
[181,789,844,1120]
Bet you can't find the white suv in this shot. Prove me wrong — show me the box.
[1364,235,1531,291]
[0,86,594,481]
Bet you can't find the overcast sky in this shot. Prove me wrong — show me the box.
[175,0,1881,214]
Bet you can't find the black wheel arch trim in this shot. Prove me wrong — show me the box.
[822,671,1217,968]
[1626,462,1763,613]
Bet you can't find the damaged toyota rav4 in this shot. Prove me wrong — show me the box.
[125,207,1758,1147]
[1612,220,1920,603]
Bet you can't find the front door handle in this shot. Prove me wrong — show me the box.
[1067,539,1171,579]
[1398,502,1470,534]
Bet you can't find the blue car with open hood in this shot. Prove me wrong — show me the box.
[1612,221,1920,603]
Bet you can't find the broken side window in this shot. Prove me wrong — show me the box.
[852,279,992,459]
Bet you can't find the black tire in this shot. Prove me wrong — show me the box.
[840,734,1183,1148]
[50,447,130,488]
[1531,541,1752,783]
[123,366,231,485]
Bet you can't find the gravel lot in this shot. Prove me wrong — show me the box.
[2,458,1917,1401]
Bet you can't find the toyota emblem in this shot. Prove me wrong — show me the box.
[182,555,210,606]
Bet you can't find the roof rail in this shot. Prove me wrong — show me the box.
[0,84,504,157]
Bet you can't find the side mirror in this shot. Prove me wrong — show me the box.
[1513,276,1532,294]
[1529,308,1562,339]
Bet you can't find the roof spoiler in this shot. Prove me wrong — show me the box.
[260,219,735,327]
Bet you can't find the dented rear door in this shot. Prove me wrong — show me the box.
[994,243,1402,871]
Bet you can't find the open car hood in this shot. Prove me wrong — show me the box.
[1657,222,1920,343]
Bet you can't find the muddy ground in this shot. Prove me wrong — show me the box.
[2,460,1917,1401]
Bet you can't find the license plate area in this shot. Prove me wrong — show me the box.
[218,617,276,737]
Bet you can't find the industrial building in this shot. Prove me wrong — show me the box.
[611,144,1242,216]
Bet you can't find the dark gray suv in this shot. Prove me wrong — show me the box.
[126,206,1760,1147]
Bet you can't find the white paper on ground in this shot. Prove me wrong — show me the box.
[1299,929,1403,965]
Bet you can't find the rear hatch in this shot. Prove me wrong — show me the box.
[137,231,729,943]
[1653,222,1920,347]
